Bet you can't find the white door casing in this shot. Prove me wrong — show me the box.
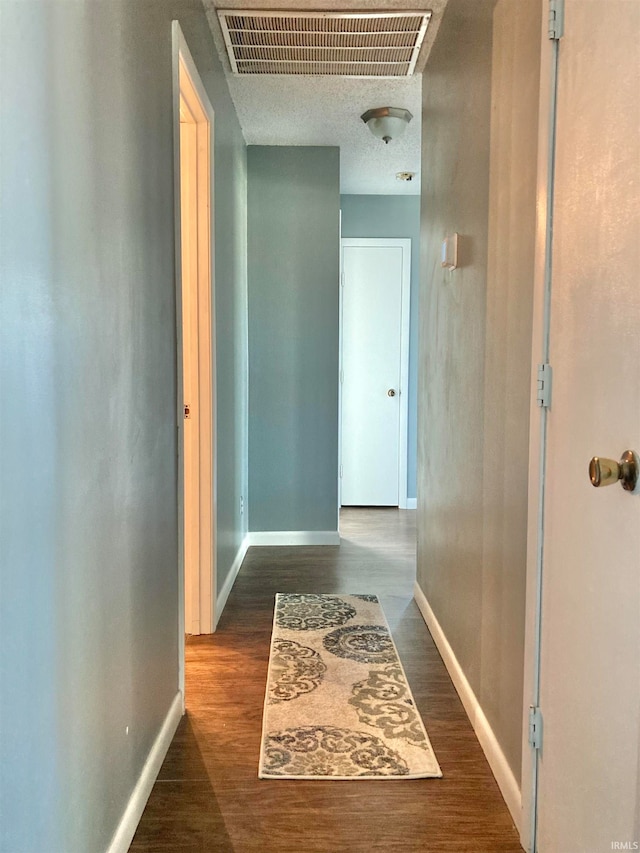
[173,23,217,658]
[340,239,410,507]
[180,111,201,635]
[523,3,640,851]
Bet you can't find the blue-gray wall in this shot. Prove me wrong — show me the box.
[0,2,246,850]
[340,194,420,500]
[248,147,340,533]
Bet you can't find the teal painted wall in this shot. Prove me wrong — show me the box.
[0,2,246,850]
[248,147,340,533]
[340,195,420,500]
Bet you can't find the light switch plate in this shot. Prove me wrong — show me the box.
[441,233,459,270]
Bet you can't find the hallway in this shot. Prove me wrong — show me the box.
[131,510,523,852]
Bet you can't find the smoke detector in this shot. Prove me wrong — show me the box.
[396,171,416,182]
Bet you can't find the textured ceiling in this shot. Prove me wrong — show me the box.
[203,0,449,195]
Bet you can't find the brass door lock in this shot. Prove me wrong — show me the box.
[589,450,638,492]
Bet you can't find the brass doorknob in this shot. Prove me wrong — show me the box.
[388,389,396,397]
[589,450,638,492]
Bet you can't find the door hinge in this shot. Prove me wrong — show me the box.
[339,464,344,479]
[529,706,543,750]
[340,369,344,385]
[341,272,345,288]
[536,363,553,408]
[548,0,564,39]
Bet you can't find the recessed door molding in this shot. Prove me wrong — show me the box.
[172,22,217,702]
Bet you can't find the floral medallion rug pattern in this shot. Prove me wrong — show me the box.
[259,593,442,780]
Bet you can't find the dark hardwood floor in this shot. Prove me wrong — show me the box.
[130,509,523,852]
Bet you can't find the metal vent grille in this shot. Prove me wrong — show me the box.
[217,10,432,77]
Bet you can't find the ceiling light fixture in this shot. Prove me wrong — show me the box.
[361,107,413,144]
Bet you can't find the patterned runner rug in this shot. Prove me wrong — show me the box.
[259,593,442,780]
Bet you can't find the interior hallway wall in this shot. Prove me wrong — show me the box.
[416,0,540,781]
[248,146,340,535]
[0,2,247,851]
[340,194,420,502]
[482,0,541,777]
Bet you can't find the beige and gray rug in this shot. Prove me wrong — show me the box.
[259,593,442,780]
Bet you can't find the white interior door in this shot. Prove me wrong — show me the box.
[340,239,410,507]
[534,3,640,850]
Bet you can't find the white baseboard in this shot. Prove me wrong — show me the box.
[247,530,340,546]
[413,582,522,834]
[405,498,417,510]
[106,691,182,853]
[215,534,249,628]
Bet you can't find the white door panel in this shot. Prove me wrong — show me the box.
[535,3,640,850]
[340,241,409,506]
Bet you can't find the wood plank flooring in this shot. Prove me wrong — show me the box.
[131,509,523,852]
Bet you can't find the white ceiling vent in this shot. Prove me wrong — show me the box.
[217,10,432,77]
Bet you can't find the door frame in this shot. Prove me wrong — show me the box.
[339,237,411,509]
[172,22,217,701]
[520,10,560,851]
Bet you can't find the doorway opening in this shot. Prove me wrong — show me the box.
[173,23,216,661]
